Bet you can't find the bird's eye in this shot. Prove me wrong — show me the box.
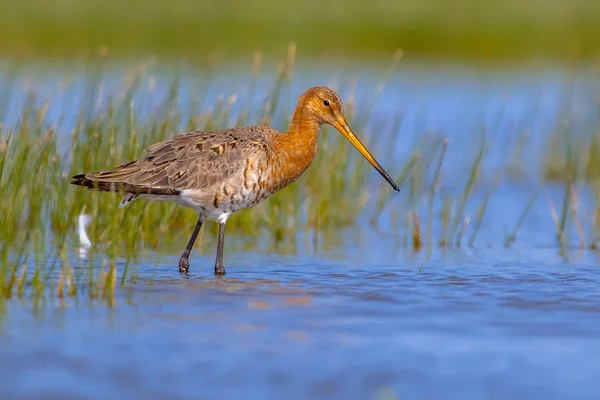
[323,100,330,107]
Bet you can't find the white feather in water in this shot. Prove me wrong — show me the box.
[78,212,92,256]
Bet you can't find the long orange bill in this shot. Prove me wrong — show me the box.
[334,119,400,192]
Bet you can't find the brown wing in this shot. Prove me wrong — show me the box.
[71,126,275,196]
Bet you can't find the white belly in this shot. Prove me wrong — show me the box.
[129,169,277,222]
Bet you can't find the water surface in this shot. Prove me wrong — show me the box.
[2,246,600,399]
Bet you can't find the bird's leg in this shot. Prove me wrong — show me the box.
[178,216,204,273]
[214,221,227,276]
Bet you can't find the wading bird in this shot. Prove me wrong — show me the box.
[71,86,399,276]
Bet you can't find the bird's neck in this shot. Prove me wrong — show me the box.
[273,110,321,186]
[286,112,321,156]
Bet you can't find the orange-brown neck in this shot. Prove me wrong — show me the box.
[272,103,322,187]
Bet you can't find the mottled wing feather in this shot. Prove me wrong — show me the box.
[76,127,275,196]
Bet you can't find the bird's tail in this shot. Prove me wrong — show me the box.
[70,174,141,193]
[70,173,179,207]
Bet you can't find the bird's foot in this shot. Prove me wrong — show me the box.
[178,258,190,274]
[214,264,226,277]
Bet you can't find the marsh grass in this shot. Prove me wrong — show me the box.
[1,49,599,304]
[0,50,406,302]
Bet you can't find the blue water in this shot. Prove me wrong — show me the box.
[2,247,600,399]
[1,62,600,399]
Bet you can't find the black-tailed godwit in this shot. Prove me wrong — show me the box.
[71,86,398,276]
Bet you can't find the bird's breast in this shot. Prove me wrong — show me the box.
[180,145,315,217]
